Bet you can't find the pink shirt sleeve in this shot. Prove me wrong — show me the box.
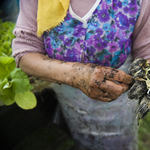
[12,0,45,67]
[132,0,150,60]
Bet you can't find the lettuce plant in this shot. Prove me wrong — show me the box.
[0,19,37,109]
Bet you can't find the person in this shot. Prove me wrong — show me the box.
[12,0,150,149]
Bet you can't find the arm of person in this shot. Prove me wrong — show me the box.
[13,0,133,102]
[132,0,150,63]
[19,53,132,102]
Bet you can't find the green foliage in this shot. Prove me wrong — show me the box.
[15,91,37,110]
[0,56,16,79]
[138,112,150,150]
[0,19,15,56]
[0,19,37,110]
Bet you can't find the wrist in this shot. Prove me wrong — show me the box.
[67,63,94,88]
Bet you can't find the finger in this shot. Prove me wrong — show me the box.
[87,87,118,100]
[103,67,133,84]
[90,78,129,95]
[100,80,129,96]
[94,97,112,102]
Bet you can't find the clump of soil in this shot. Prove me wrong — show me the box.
[128,58,150,120]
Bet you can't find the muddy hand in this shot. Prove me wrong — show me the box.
[71,63,133,102]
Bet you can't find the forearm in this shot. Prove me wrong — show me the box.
[19,53,91,86]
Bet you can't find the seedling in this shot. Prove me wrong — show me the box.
[128,58,150,120]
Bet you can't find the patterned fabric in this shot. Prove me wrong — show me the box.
[43,0,141,68]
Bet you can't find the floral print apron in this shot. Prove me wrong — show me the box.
[43,0,141,68]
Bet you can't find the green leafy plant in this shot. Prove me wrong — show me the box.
[0,19,37,109]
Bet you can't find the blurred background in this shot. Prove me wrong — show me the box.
[0,0,150,150]
[0,0,19,22]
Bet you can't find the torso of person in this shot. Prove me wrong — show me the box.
[43,0,142,68]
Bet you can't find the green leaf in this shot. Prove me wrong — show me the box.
[0,51,8,57]
[0,78,8,95]
[3,80,12,89]
[0,95,15,106]
[9,68,33,93]
[0,43,12,56]
[0,19,15,57]
[3,87,15,100]
[0,78,15,100]
[15,91,37,110]
[0,57,16,79]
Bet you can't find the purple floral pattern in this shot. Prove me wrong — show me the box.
[43,0,141,68]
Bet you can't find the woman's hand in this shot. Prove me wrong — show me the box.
[70,63,133,102]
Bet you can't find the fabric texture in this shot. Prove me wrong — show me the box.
[37,0,70,37]
[12,0,150,67]
[132,0,150,60]
[43,0,141,68]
